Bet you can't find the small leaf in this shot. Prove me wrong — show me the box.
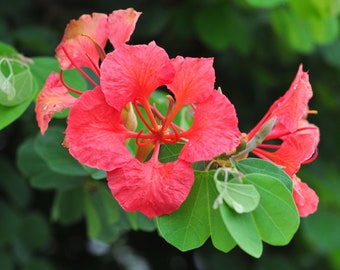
[34,126,88,176]
[215,180,260,213]
[219,202,263,258]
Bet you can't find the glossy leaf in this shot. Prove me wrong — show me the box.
[244,173,300,245]
[236,158,293,191]
[219,201,263,258]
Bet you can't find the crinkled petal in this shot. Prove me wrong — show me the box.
[252,126,319,175]
[180,90,241,162]
[248,64,312,138]
[100,42,175,111]
[35,72,77,135]
[292,175,319,217]
[65,87,133,171]
[108,158,194,218]
[56,13,108,70]
[108,8,141,49]
[166,56,215,106]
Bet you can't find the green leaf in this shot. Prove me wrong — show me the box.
[29,57,59,92]
[0,41,18,56]
[246,0,287,8]
[244,173,300,245]
[156,171,236,252]
[158,143,184,163]
[215,180,260,213]
[17,138,83,190]
[34,126,88,176]
[0,156,31,208]
[51,187,84,225]
[0,98,32,130]
[219,202,263,258]
[0,200,19,246]
[236,158,293,191]
[83,183,123,243]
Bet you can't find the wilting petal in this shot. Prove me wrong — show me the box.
[56,13,108,70]
[248,65,312,139]
[108,158,194,218]
[252,126,319,176]
[180,90,241,162]
[292,175,318,217]
[108,8,141,49]
[101,42,175,111]
[65,87,133,171]
[167,56,215,106]
[35,72,77,135]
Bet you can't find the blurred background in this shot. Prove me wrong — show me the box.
[1,0,340,269]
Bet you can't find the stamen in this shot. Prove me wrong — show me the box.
[135,130,157,147]
[61,46,99,87]
[258,143,280,149]
[161,127,180,144]
[133,100,156,133]
[81,33,107,62]
[59,70,83,95]
[85,53,101,77]
[308,110,318,115]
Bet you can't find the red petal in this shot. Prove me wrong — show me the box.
[55,13,108,70]
[252,125,319,175]
[108,8,141,49]
[248,64,312,138]
[292,175,319,217]
[35,72,76,135]
[65,87,133,171]
[180,90,241,162]
[108,158,194,218]
[100,42,175,111]
[166,56,215,106]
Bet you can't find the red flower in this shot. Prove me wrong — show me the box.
[65,42,241,218]
[35,9,141,135]
[247,65,320,217]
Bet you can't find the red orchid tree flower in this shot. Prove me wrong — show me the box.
[245,65,320,217]
[35,8,141,135]
[65,42,241,218]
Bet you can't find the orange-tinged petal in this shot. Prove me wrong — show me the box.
[107,158,194,218]
[166,56,215,106]
[108,8,141,49]
[292,175,319,217]
[35,72,76,135]
[55,13,108,70]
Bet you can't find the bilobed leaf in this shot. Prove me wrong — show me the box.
[17,137,83,190]
[219,202,263,258]
[34,126,88,176]
[156,171,236,252]
[236,158,293,191]
[158,143,184,163]
[244,173,300,245]
[215,180,260,213]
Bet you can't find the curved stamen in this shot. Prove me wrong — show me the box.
[85,53,101,77]
[59,70,83,95]
[133,101,156,133]
[161,127,180,144]
[258,143,280,150]
[136,130,157,147]
[61,46,99,87]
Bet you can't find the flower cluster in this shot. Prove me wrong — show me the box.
[35,8,320,219]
